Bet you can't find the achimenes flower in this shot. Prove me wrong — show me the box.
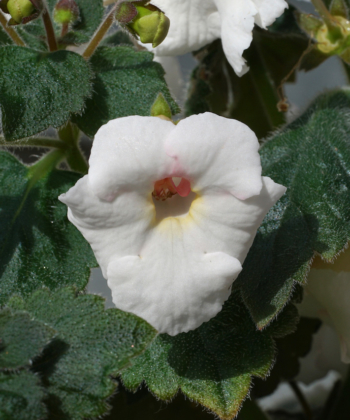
[137,0,288,76]
[59,113,286,335]
[299,248,350,363]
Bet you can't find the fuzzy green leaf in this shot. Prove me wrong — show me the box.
[0,46,92,140]
[7,287,157,420]
[122,291,298,420]
[73,46,180,137]
[0,371,47,420]
[0,151,97,306]
[0,310,55,370]
[237,89,350,328]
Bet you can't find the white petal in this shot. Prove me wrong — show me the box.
[59,176,154,278]
[88,116,176,201]
[213,0,257,76]
[252,0,288,28]
[306,267,350,364]
[165,112,262,200]
[149,0,221,56]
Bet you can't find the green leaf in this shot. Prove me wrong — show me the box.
[253,316,321,398]
[0,151,97,306]
[72,46,180,137]
[122,291,299,420]
[54,0,104,45]
[0,310,55,370]
[0,46,92,141]
[8,287,157,420]
[236,89,350,328]
[185,7,309,138]
[0,371,47,420]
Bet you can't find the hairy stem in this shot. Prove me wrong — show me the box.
[27,149,65,186]
[82,2,120,59]
[0,137,67,149]
[58,122,88,174]
[289,380,313,420]
[42,8,58,51]
[0,10,26,46]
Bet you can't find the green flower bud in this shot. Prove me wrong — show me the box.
[54,0,79,25]
[7,0,35,23]
[127,4,170,47]
[316,15,350,54]
[0,0,9,14]
[151,93,172,119]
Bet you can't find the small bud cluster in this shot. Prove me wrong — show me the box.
[298,0,350,63]
[115,1,170,48]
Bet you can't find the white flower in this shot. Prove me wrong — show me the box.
[299,248,350,364]
[59,113,286,335]
[139,0,288,76]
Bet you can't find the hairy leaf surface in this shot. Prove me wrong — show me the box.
[7,288,157,420]
[0,310,55,370]
[0,152,97,305]
[73,46,180,137]
[122,291,298,420]
[0,47,92,140]
[236,89,350,328]
[0,371,47,420]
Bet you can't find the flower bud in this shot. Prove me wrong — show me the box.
[316,16,350,54]
[7,0,35,23]
[126,3,170,47]
[54,0,79,25]
[151,92,172,119]
[0,0,9,14]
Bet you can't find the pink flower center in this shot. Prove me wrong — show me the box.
[152,177,191,201]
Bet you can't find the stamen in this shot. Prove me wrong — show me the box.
[152,177,191,201]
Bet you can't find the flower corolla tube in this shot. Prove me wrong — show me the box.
[137,0,288,76]
[59,113,286,335]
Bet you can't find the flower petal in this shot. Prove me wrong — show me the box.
[59,176,154,278]
[88,116,175,201]
[251,0,288,28]
[165,112,262,200]
[149,0,221,56]
[213,0,257,76]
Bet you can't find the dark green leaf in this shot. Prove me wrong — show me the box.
[122,291,299,420]
[0,371,47,420]
[73,46,180,137]
[0,25,13,46]
[253,316,321,398]
[0,310,55,370]
[237,89,350,328]
[101,29,134,47]
[8,287,157,420]
[0,46,92,140]
[0,151,97,306]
